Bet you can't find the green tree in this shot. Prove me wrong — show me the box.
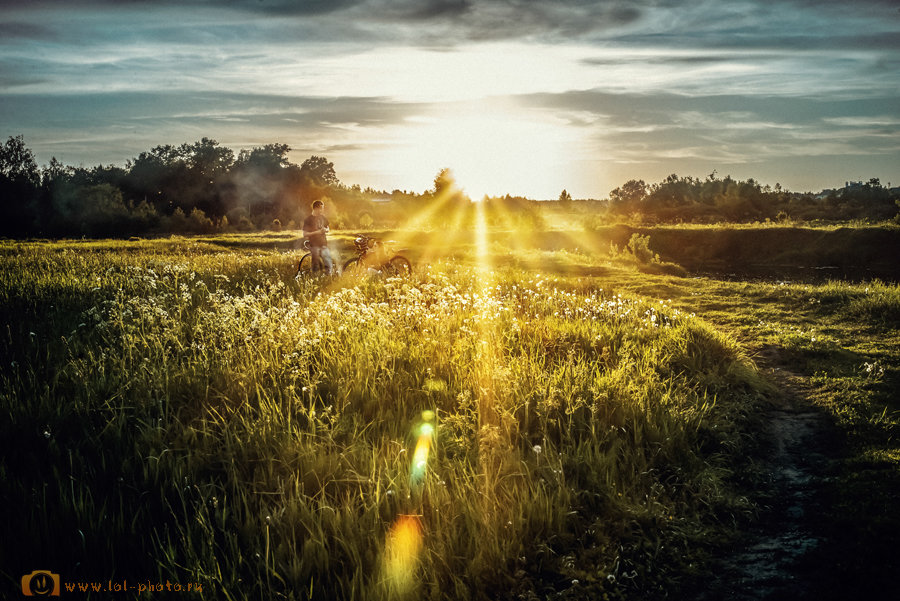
[179,138,234,217]
[183,137,234,178]
[433,168,457,196]
[76,184,131,237]
[300,156,339,188]
[123,144,189,214]
[609,179,647,209]
[0,135,41,235]
[236,143,291,170]
[229,143,301,227]
[0,135,39,185]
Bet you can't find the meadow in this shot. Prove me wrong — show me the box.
[1,229,898,600]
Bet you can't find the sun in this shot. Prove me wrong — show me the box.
[365,100,580,200]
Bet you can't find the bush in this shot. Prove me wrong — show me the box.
[626,233,657,264]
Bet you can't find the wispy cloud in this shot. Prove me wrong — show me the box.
[1,0,898,195]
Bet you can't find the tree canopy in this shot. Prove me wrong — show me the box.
[0,135,897,238]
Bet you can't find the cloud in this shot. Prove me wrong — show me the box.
[0,21,59,41]
[0,0,358,14]
[1,0,897,194]
[516,88,900,171]
[0,90,428,163]
[2,0,897,53]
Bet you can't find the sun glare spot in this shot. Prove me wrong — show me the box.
[381,515,423,596]
[361,100,581,200]
[409,410,435,486]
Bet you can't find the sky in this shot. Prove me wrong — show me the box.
[1,0,899,200]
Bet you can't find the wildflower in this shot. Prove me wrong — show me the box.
[533,445,542,454]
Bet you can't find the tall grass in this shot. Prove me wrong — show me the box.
[1,240,766,600]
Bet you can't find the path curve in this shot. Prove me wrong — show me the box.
[700,354,835,600]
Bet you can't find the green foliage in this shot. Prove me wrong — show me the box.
[606,173,898,224]
[607,233,687,277]
[626,233,657,264]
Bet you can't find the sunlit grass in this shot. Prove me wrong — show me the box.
[1,234,896,600]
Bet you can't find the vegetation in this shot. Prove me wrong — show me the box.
[607,173,899,224]
[2,135,899,239]
[0,237,762,599]
[2,233,897,600]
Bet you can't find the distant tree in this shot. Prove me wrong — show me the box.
[558,189,573,204]
[183,138,234,178]
[229,143,301,226]
[75,183,132,237]
[433,168,458,197]
[123,144,189,214]
[236,143,291,170]
[429,168,469,223]
[0,135,39,185]
[609,179,647,209]
[179,138,234,217]
[300,156,339,188]
[0,135,41,235]
[645,174,695,210]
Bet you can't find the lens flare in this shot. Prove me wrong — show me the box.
[409,410,435,487]
[379,410,437,597]
[382,514,423,596]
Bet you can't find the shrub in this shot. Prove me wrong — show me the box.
[626,233,658,264]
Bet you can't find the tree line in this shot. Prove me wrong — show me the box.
[1,135,897,238]
[605,173,899,224]
[0,135,382,238]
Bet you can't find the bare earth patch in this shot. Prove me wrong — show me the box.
[700,354,836,600]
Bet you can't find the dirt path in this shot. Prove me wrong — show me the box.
[699,355,836,600]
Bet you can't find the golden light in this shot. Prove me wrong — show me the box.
[351,99,582,202]
[409,411,435,487]
[473,195,492,277]
[378,409,437,598]
[381,514,424,597]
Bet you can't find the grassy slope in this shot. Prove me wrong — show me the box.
[1,231,898,600]
[586,268,900,600]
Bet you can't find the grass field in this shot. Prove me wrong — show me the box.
[1,230,898,600]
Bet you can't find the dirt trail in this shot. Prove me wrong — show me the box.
[700,355,835,600]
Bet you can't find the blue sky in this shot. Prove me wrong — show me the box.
[1,0,898,199]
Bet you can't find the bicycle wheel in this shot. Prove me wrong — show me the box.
[342,257,362,275]
[296,253,313,278]
[384,255,412,277]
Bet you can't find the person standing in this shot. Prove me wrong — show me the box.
[302,200,333,275]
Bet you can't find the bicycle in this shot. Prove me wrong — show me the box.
[296,238,338,278]
[342,234,412,276]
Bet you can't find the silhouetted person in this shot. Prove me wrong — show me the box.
[302,200,333,275]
